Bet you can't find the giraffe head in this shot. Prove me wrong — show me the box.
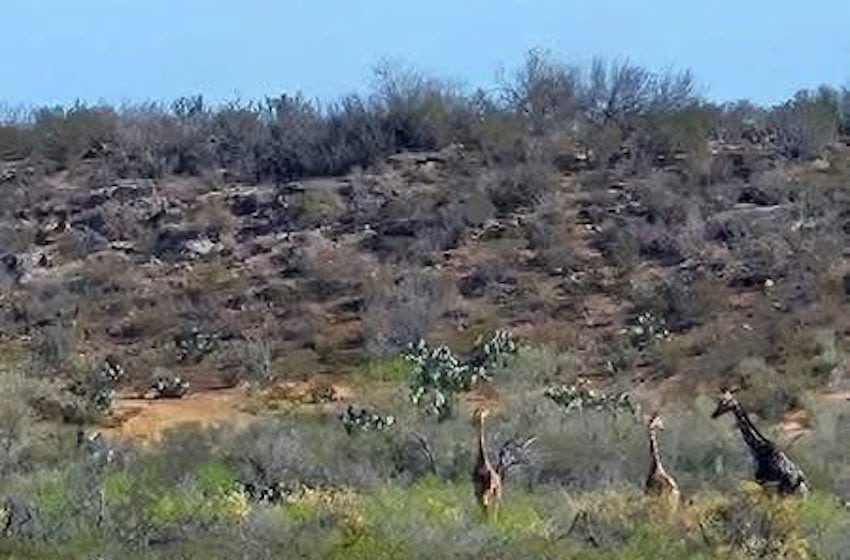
[647,412,665,432]
[711,390,739,419]
[473,407,491,423]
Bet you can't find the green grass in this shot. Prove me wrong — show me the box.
[352,356,411,384]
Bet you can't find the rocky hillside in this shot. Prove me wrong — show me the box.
[2,134,849,420]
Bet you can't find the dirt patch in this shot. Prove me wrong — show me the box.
[820,390,850,403]
[268,379,353,404]
[780,390,850,440]
[104,378,358,443]
[104,387,255,443]
[781,409,809,437]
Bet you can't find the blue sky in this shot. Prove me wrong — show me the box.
[3,0,849,108]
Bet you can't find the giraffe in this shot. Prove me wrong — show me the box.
[471,408,502,521]
[711,390,809,497]
[644,413,681,511]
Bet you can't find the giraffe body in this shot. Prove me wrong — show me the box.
[712,391,808,497]
[752,444,808,496]
[471,409,502,521]
[644,414,681,511]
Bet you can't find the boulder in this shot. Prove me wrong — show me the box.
[185,237,218,258]
[152,226,204,260]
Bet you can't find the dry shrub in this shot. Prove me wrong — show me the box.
[525,190,578,273]
[733,357,804,421]
[631,270,727,333]
[481,160,558,214]
[363,269,457,356]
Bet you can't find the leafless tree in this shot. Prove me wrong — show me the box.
[586,58,696,134]
[499,49,582,136]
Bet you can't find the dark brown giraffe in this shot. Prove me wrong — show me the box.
[711,390,809,497]
[644,413,681,511]
[471,408,502,521]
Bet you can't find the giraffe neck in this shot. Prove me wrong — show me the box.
[732,404,772,454]
[648,428,663,473]
[477,416,489,467]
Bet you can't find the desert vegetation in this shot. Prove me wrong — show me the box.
[1,51,850,558]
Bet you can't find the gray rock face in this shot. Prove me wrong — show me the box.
[152,226,206,260]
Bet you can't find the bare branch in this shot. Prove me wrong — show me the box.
[496,433,537,479]
[410,431,438,476]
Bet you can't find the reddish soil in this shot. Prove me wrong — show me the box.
[103,387,254,443]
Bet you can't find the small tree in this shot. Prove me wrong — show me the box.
[231,337,274,386]
[770,87,839,159]
[499,49,582,137]
[584,58,699,164]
